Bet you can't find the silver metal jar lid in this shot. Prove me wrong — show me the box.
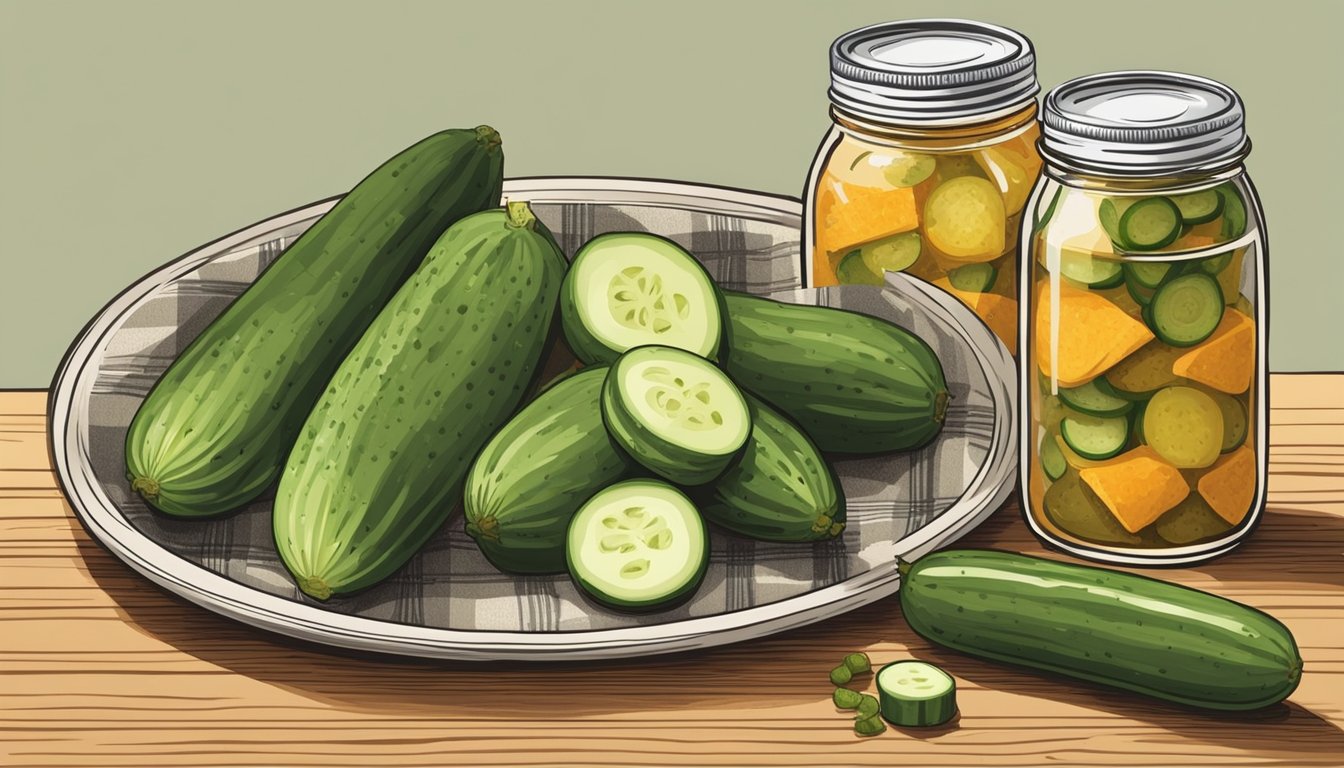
[1041,71,1249,176]
[828,19,1039,127]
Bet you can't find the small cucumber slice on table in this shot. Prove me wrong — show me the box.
[561,233,723,364]
[1171,189,1225,225]
[1059,379,1134,418]
[1060,412,1130,460]
[1124,261,1173,290]
[602,345,751,485]
[1217,183,1248,240]
[1147,273,1224,347]
[876,661,957,727]
[948,263,997,292]
[565,479,708,611]
[1118,197,1182,250]
[1040,434,1068,481]
[836,250,883,286]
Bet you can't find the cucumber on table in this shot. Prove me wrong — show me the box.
[722,292,948,454]
[566,479,708,611]
[899,549,1302,710]
[464,366,635,574]
[602,345,751,485]
[561,233,723,364]
[695,394,845,542]
[273,202,566,600]
[876,661,957,727]
[125,127,504,516]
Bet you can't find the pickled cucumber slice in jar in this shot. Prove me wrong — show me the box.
[1043,469,1142,546]
[1154,495,1233,545]
[924,176,1007,262]
[1143,386,1224,469]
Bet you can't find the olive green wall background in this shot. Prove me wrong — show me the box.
[1,0,1340,386]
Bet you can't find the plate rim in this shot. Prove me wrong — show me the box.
[48,176,1017,661]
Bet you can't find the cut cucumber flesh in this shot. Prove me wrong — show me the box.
[562,233,722,364]
[1124,261,1172,289]
[948,263,996,292]
[883,153,936,187]
[566,479,707,611]
[602,345,750,485]
[1118,197,1181,250]
[1040,434,1068,481]
[1060,412,1130,460]
[876,661,957,727]
[861,232,922,274]
[1148,273,1223,347]
[1218,184,1248,240]
[1044,469,1141,546]
[1126,276,1157,306]
[1059,380,1133,418]
[1171,189,1225,225]
[836,250,884,286]
[1058,249,1122,287]
[1098,197,1132,244]
[1143,386,1224,469]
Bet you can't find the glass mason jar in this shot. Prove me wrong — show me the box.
[1021,72,1268,565]
[804,19,1042,354]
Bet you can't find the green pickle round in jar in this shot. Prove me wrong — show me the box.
[805,20,1042,354]
[1021,72,1267,565]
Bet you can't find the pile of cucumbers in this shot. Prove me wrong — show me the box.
[124,127,949,610]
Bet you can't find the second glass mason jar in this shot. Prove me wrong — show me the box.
[1021,71,1268,565]
[805,19,1042,354]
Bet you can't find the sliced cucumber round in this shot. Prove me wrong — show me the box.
[1059,379,1133,418]
[566,479,708,611]
[1206,389,1249,452]
[1058,249,1123,288]
[1147,273,1223,347]
[1171,189,1225,225]
[602,345,750,485]
[1218,183,1248,240]
[1143,386,1224,469]
[561,233,723,364]
[1098,197,1133,244]
[1118,197,1182,251]
[948,263,997,293]
[836,250,883,286]
[876,660,957,727]
[1198,251,1234,275]
[1040,434,1068,481]
[1060,412,1130,461]
[1124,261,1173,290]
[861,231,922,275]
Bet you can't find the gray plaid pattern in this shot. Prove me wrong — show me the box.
[75,188,998,634]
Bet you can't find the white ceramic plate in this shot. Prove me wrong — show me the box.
[49,177,1016,660]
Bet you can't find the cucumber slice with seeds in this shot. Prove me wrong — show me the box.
[1060,412,1130,460]
[1118,197,1182,250]
[1058,249,1123,287]
[1171,189,1225,225]
[876,661,957,727]
[1059,380,1133,418]
[566,479,707,611]
[561,233,723,364]
[861,232,922,275]
[602,345,750,485]
[1148,273,1223,347]
[948,263,997,292]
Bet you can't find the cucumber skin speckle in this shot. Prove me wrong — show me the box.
[899,550,1303,711]
[274,207,566,599]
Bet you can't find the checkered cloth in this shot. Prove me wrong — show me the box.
[79,192,999,633]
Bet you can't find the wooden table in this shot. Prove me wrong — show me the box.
[2,373,1341,767]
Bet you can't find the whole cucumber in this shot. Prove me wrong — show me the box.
[126,127,504,516]
[900,549,1302,710]
[722,291,947,454]
[274,202,566,600]
[464,366,635,574]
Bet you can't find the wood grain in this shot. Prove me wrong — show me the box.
[2,374,1342,767]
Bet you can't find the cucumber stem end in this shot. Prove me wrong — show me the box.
[934,390,950,423]
[897,557,912,579]
[467,516,501,543]
[298,576,333,601]
[505,200,537,231]
[474,125,502,153]
[130,476,160,501]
